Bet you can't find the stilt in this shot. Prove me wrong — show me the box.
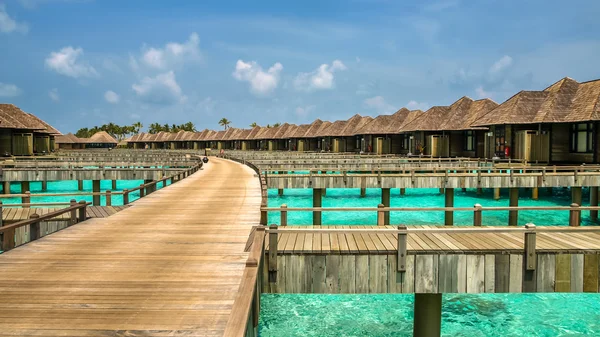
[20,181,30,194]
[546,187,553,195]
[462,188,467,192]
[591,187,598,221]
[78,180,84,191]
[360,188,366,197]
[494,188,501,200]
[41,181,48,191]
[381,188,391,226]
[400,188,406,196]
[92,180,101,206]
[413,293,442,337]
[476,188,483,195]
[278,189,284,196]
[532,187,538,200]
[144,179,153,195]
[445,188,454,226]
[439,188,444,194]
[572,187,582,226]
[509,188,519,226]
[322,188,327,196]
[112,180,117,190]
[3,181,10,194]
[313,188,323,226]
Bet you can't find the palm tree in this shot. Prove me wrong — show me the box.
[132,122,143,134]
[219,118,231,130]
[250,122,258,128]
[272,122,281,128]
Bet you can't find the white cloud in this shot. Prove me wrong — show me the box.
[489,55,513,74]
[233,60,283,95]
[141,33,201,69]
[475,86,491,99]
[104,90,120,104]
[48,88,59,101]
[363,96,395,113]
[406,100,430,111]
[132,71,186,104]
[294,60,347,91]
[0,4,28,34]
[45,46,98,78]
[0,83,21,97]
[128,54,139,72]
[295,105,316,117]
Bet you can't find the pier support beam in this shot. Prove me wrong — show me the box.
[112,180,117,190]
[509,188,519,226]
[144,180,153,195]
[3,181,10,194]
[400,188,406,196]
[313,188,323,226]
[360,188,366,197]
[92,180,101,206]
[78,180,84,191]
[531,187,538,200]
[477,188,483,196]
[322,188,327,196]
[546,187,553,195]
[381,188,390,226]
[445,188,454,226]
[413,293,442,337]
[591,187,598,221]
[572,187,582,226]
[494,188,501,200]
[41,181,47,192]
[20,181,30,194]
[278,189,284,196]
[439,188,444,194]
[462,188,467,192]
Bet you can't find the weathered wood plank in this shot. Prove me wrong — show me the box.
[340,255,356,293]
[571,254,584,293]
[583,254,599,293]
[466,255,485,293]
[536,254,556,292]
[555,254,571,292]
[509,254,523,293]
[355,255,369,293]
[415,255,438,293]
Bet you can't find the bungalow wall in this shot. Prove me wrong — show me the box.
[0,130,12,154]
[34,134,51,154]
[551,123,599,164]
[12,132,34,156]
[448,130,485,158]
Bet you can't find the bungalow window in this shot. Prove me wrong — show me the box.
[356,136,361,149]
[570,123,593,153]
[464,131,475,151]
[402,135,410,150]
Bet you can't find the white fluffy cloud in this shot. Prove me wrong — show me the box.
[233,60,283,95]
[294,60,347,91]
[489,55,513,74]
[0,4,28,34]
[363,96,395,113]
[45,46,98,78]
[406,100,430,111]
[141,33,201,70]
[0,83,21,97]
[132,71,186,104]
[48,88,59,101]
[104,90,120,104]
[295,105,316,117]
[475,86,490,99]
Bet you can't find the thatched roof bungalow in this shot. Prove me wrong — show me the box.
[0,104,61,155]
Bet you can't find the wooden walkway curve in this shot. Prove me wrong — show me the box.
[0,158,261,336]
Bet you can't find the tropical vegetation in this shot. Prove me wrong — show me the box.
[75,122,143,141]
[147,122,197,134]
[219,118,232,130]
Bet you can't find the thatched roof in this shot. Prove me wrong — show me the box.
[289,123,312,138]
[55,133,83,144]
[281,124,299,139]
[340,115,373,136]
[299,119,325,138]
[129,133,145,142]
[273,123,294,139]
[0,104,61,134]
[316,118,347,137]
[245,126,262,140]
[237,128,252,140]
[87,131,118,144]
[213,130,226,141]
[473,77,600,126]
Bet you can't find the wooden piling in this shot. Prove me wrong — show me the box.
[381,188,391,226]
[70,199,77,226]
[445,188,454,226]
[3,181,10,194]
[439,187,444,194]
[590,187,598,221]
[377,204,385,226]
[281,204,288,226]
[509,188,519,226]
[20,181,30,195]
[41,181,48,192]
[29,214,41,242]
[473,203,482,226]
[313,188,322,226]
[532,187,538,200]
[112,180,117,190]
[400,188,406,196]
[78,180,84,191]
[278,189,284,196]
[571,187,582,210]
[22,191,30,209]
[106,191,112,206]
[78,200,87,222]
[494,188,500,200]
[92,180,101,206]
[570,203,581,227]
[476,188,483,195]
[360,188,366,197]
[413,293,442,337]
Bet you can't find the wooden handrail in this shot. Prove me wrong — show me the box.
[261,205,600,212]
[0,201,90,234]
[264,226,600,234]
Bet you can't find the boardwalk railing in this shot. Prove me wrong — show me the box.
[223,226,266,337]
[0,200,89,252]
[262,204,598,227]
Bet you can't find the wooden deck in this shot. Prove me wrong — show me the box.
[0,158,261,336]
[2,206,128,223]
[265,226,600,254]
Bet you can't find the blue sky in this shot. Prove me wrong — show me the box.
[1,0,599,133]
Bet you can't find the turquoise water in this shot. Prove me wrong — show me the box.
[267,187,592,226]
[259,293,600,336]
[1,180,170,206]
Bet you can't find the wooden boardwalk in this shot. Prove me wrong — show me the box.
[2,206,128,223]
[0,158,261,336]
[265,225,600,254]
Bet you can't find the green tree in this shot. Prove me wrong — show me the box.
[250,122,258,128]
[219,118,231,130]
[272,122,281,128]
[132,122,143,134]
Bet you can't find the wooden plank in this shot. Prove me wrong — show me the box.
[438,255,458,293]
[456,255,467,293]
[555,254,571,292]
[571,254,584,292]
[368,255,387,293]
[466,255,485,293]
[415,255,438,293]
[494,254,510,293]
[509,254,523,293]
[536,254,556,292]
[583,254,599,293]
[401,254,415,294]
[484,255,495,293]
[326,255,340,293]
[355,255,369,293]
[312,255,326,293]
[339,255,356,293]
[387,254,401,293]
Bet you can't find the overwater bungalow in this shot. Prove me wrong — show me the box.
[291,119,325,152]
[472,77,600,163]
[84,131,118,149]
[0,104,61,155]
[55,133,85,150]
[268,123,295,151]
[330,114,373,153]
[240,126,261,151]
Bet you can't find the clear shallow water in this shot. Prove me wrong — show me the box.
[267,187,592,226]
[1,180,170,206]
[259,293,600,337]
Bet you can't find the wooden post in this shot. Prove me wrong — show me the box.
[112,180,117,190]
[3,181,10,194]
[591,187,598,221]
[569,203,581,227]
[397,226,407,273]
[494,188,500,200]
[280,204,288,227]
[571,187,582,210]
[92,180,101,206]
[2,226,15,252]
[413,293,442,337]
[509,188,519,226]
[532,187,538,200]
[78,180,84,191]
[439,187,444,194]
[123,189,129,205]
[400,188,406,196]
[22,191,31,208]
[29,213,41,242]
[360,187,366,197]
[462,187,467,192]
[445,188,454,226]
[70,199,77,226]
[278,189,284,196]
[473,203,482,226]
[476,188,483,195]
[78,200,87,222]
[139,184,145,198]
[144,180,152,195]
[268,224,278,283]
[313,188,322,226]
[41,181,48,192]
[0,201,3,248]
[381,188,391,225]
[524,223,536,270]
[106,190,112,206]
[20,181,30,195]
[377,204,385,226]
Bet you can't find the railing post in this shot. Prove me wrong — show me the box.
[268,224,278,285]
[139,184,145,198]
[29,213,41,242]
[2,226,15,252]
[397,225,407,273]
[78,200,87,223]
[23,191,31,208]
[524,223,536,271]
[70,199,77,226]
[281,204,288,227]
[106,190,112,206]
[473,203,482,226]
[377,204,385,226]
[123,189,129,205]
[569,203,581,227]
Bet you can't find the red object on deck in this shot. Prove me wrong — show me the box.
[504,146,510,157]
